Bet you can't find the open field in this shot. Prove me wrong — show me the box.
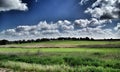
[1,40,120,48]
[0,40,120,72]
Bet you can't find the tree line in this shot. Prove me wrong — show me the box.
[0,37,120,45]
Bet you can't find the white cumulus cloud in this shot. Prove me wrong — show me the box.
[0,0,119,40]
[0,0,28,11]
[81,0,120,19]
[0,19,118,40]
[114,23,120,31]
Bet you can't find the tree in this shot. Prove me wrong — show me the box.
[0,40,9,45]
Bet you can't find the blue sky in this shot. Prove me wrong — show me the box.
[0,0,120,40]
[0,0,94,31]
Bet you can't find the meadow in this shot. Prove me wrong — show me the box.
[0,40,120,72]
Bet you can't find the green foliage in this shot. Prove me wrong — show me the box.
[0,40,120,72]
[0,53,120,70]
[0,61,120,72]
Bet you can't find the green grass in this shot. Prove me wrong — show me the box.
[0,48,120,72]
[0,61,120,72]
[0,40,120,72]
[0,48,120,53]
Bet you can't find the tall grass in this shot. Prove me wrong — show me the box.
[0,47,119,72]
[0,61,120,72]
[0,53,119,69]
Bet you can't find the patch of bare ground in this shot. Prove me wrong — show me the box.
[77,44,120,48]
[0,44,77,48]
[0,44,120,48]
[0,68,12,72]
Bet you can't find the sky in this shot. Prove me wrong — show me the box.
[0,0,120,40]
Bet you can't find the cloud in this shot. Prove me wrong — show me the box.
[78,0,119,39]
[74,18,111,28]
[114,22,120,38]
[80,0,89,5]
[0,0,119,40]
[81,0,120,19]
[114,23,120,38]
[0,0,28,11]
[114,23,120,31]
[0,19,118,40]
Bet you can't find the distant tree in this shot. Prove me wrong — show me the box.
[0,40,9,45]
[85,37,90,40]
[22,39,26,43]
[91,38,94,40]
[36,39,41,42]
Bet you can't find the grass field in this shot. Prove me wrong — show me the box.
[1,40,120,48]
[0,40,120,72]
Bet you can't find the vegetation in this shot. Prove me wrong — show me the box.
[0,47,120,72]
[0,40,120,72]
[1,40,120,48]
[0,61,120,72]
[0,37,120,45]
